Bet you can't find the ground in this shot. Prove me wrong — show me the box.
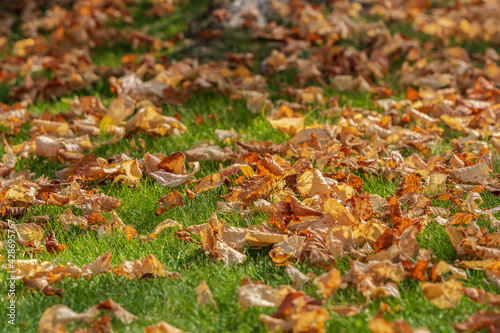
[1,0,500,332]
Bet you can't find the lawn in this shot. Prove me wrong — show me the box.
[1,0,500,332]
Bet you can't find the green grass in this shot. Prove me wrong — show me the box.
[5,177,499,332]
[2,0,500,332]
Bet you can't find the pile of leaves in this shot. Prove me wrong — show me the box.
[1,0,500,332]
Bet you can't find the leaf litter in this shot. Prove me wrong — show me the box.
[1,0,500,332]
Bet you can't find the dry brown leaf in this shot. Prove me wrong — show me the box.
[81,251,113,277]
[268,116,305,136]
[285,265,309,289]
[421,279,463,309]
[124,106,186,137]
[112,260,141,280]
[39,305,98,333]
[149,219,183,239]
[455,311,500,332]
[487,262,500,287]
[368,317,424,333]
[449,163,491,184]
[109,211,137,241]
[113,254,179,280]
[269,235,306,266]
[104,95,136,125]
[121,225,138,242]
[184,145,232,162]
[113,159,143,187]
[140,254,179,279]
[344,260,405,299]
[245,224,288,247]
[286,195,323,217]
[10,258,43,280]
[34,135,60,157]
[460,239,500,260]
[425,172,447,193]
[448,213,477,226]
[218,224,247,249]
[352,220,387,247]
[238,280,293,309]
[297,170,332,199]
[463,287,500,307]
[314,268,341,299]
[457,259,499,270]
[44,231,67,254]
[192,173,225,195]
[42,285,65,297]
[330,305,364,317]
[149,162,200,187]
[215,129,242,142]
[156,152,187,175]
[464,191,500,217]
[195,280,217,307]
[96,299,138,324]
[300,233,336,270]
[430,261,467,281]
[260,291,329,333]
[145,321,187,333]
[156,190,185,215]
[215,237,247,266]
[23,277,50,293]
[14,223,44,247]
[372,283,402,300]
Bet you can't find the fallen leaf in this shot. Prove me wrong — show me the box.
[330,305,364,317]
[149,162,200,187]
[238,279,292,309]
[195,280,217,307]
[463,287,500,307]
[455,311,500,332]
[421,280,463,309]
[14,223,44,247]
[449,163,491,184]
[145,321,187,333]
[215,237,247,266]
[156,190,185,215]
[268,116,305,136]
[39,305,98,332]
[286,265,310,289]
[184,145,232,162]
[96,299,138,324]
[44,231,67,254]
[81,251,113,277]
[314,268,341,299]
[124,106,187,137]
[260,291,329,333]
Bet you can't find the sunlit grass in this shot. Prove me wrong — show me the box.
[1,0,500,332]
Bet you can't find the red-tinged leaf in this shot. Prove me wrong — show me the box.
[156,190,185,215]
[463,287,500,307]
[96,299,137,324]
[44,231,67,254]
[455,311,500,332]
